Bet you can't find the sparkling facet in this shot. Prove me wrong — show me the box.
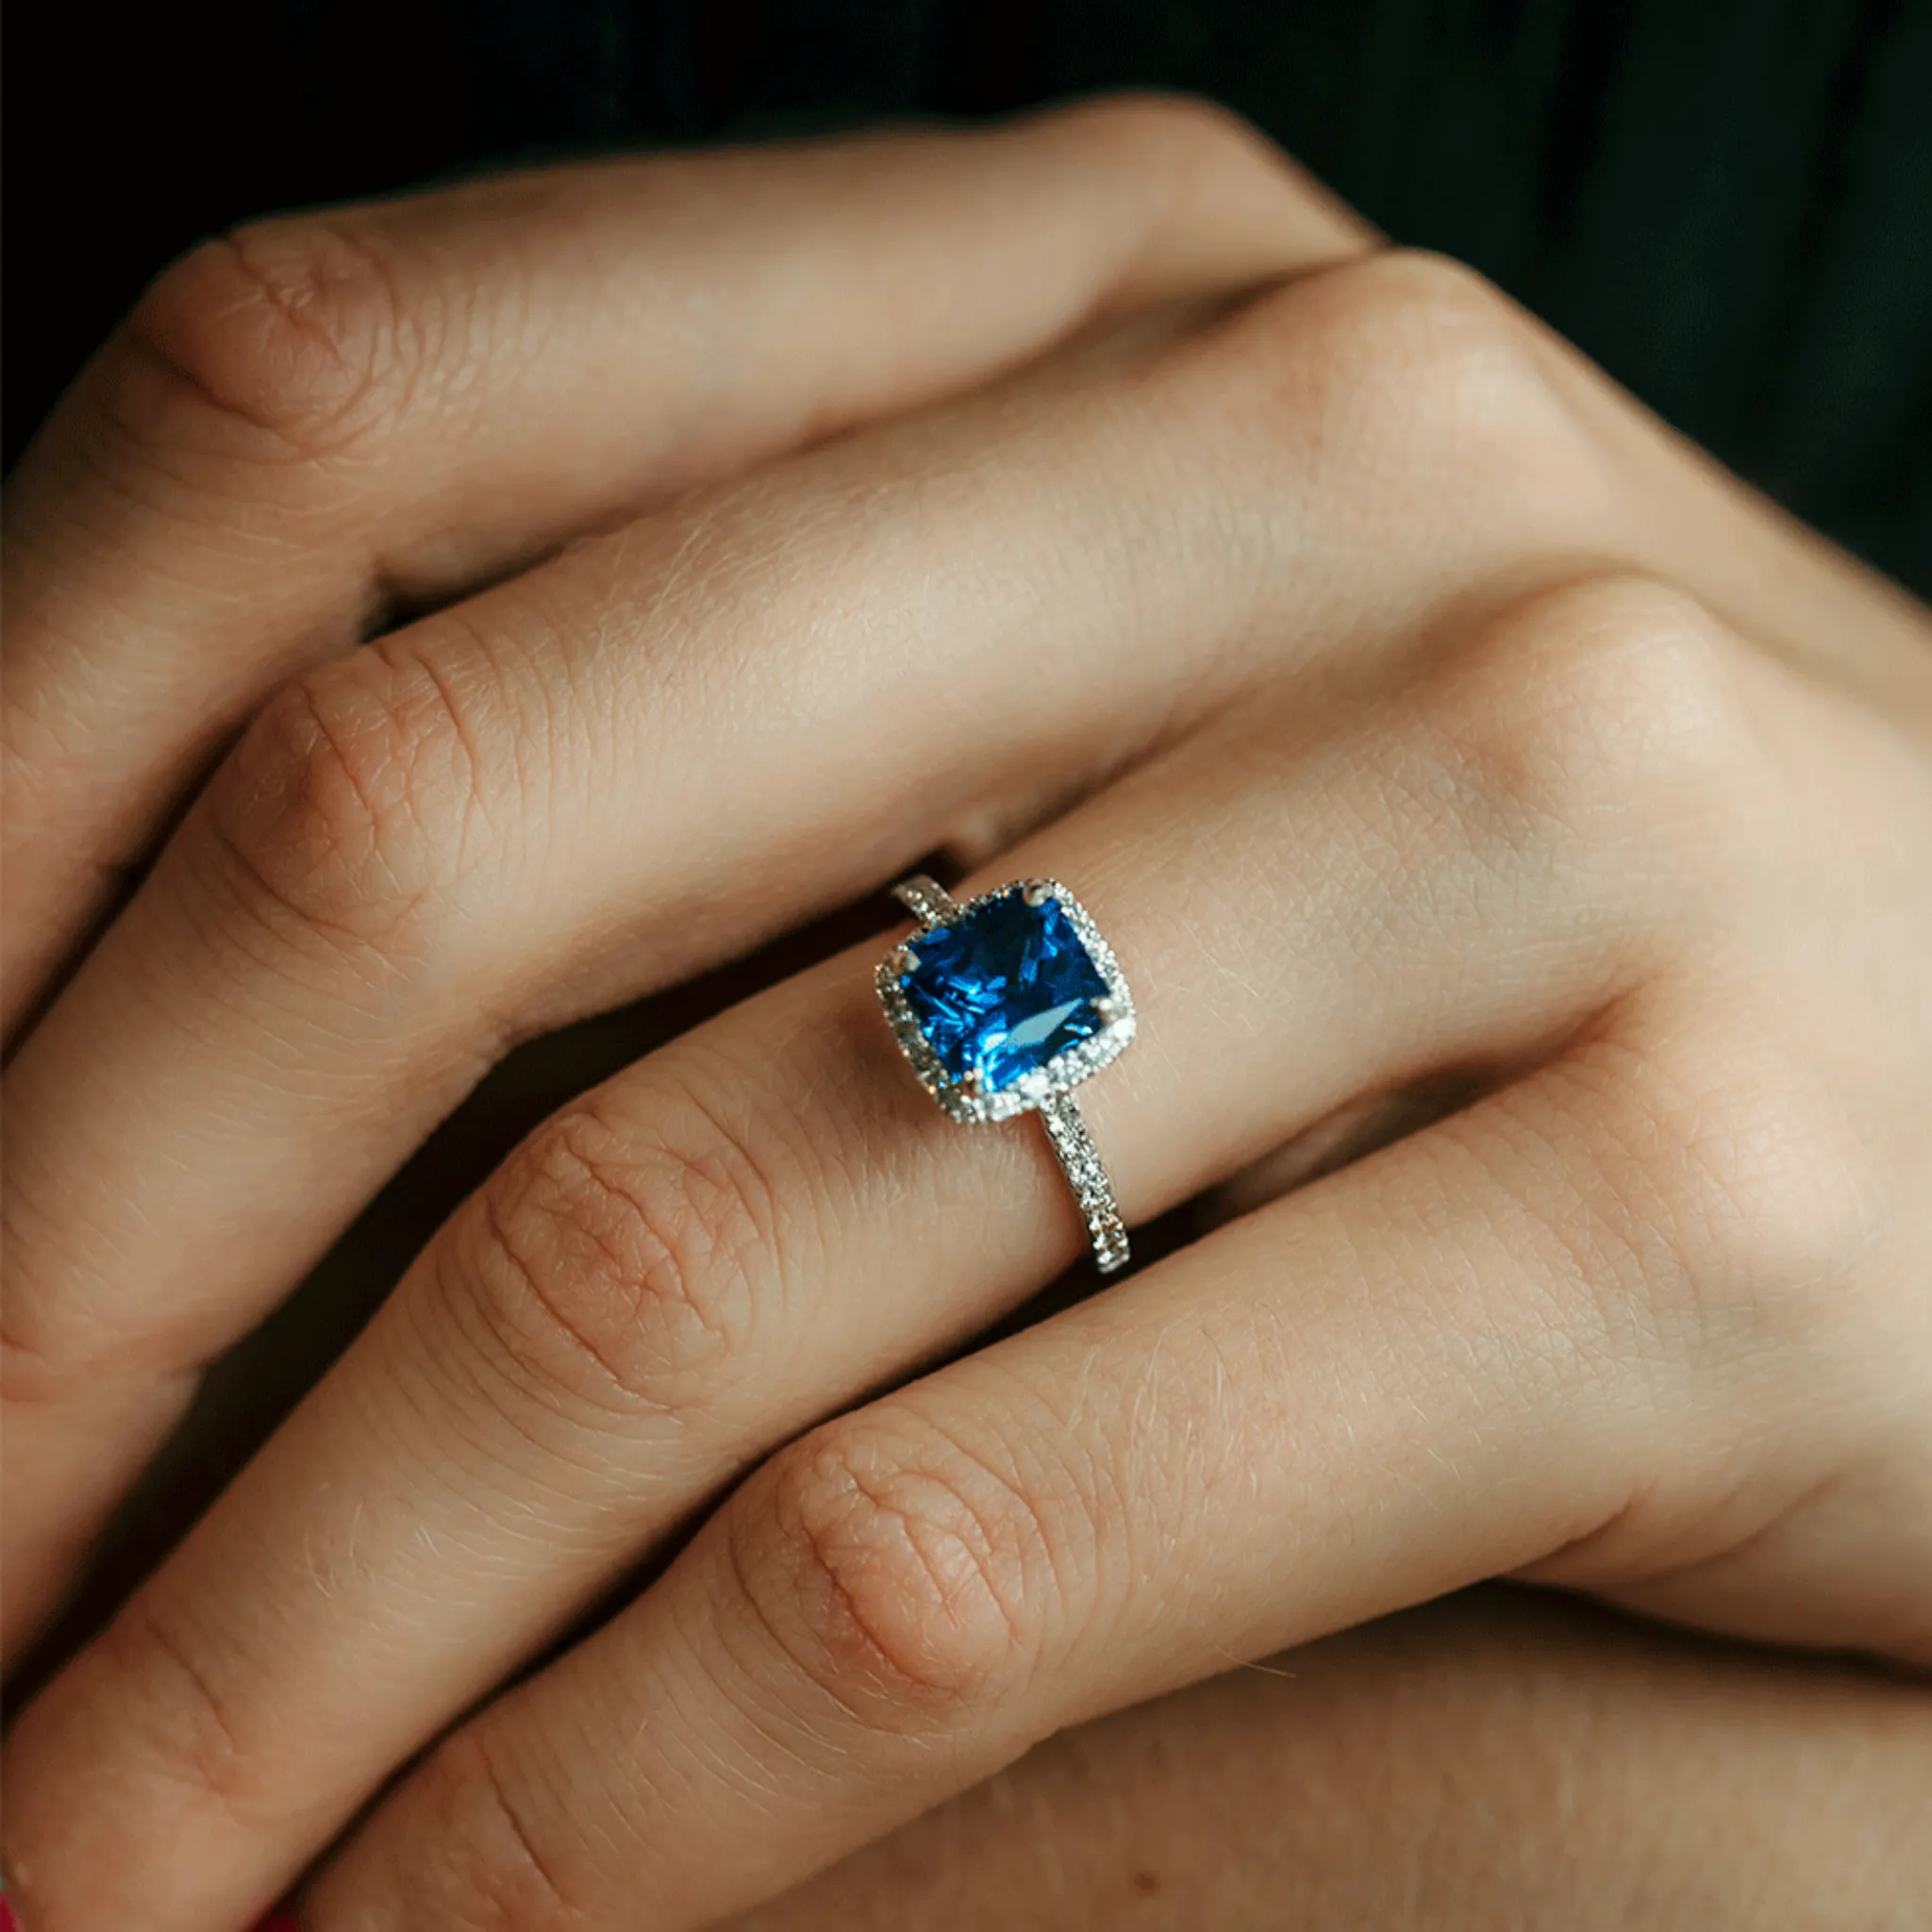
[898,890,1111,1093]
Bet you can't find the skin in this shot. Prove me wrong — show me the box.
[2,92,1929,1930]
[722,1587,1932,1932]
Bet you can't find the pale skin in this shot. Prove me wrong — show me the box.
[2,92,1929,1929]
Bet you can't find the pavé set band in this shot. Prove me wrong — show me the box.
[875,874,1135,1273]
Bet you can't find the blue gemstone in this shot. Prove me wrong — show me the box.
[898,890,1111,1093]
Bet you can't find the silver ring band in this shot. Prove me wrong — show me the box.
[1036,1089,1131,1274]
[890,874,961,930]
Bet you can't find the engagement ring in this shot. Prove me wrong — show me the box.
[876,874,1136,1272]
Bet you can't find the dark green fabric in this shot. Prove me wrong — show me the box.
[8,1,1929,590]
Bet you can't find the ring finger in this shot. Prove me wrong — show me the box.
[1,572,1687,1930]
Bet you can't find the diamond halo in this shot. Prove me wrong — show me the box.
[875,877,1137,1124]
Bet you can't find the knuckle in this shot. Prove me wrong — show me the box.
[194,644,483,963]
[447,1090,773,1424]
[402,1729,579,1932]
[1334,248,1542,420]
[90,1595,259,1830]
[1527,1017,1884,1376]
[727,1409,1053,1731]
[1053,89,1279,183]
[130,215,425,458]
[1224,248,1596,524]
[1632,1015,1885,1299]
[1433,574,1764,866]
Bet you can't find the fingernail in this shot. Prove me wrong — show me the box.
[0,1892,19,1932]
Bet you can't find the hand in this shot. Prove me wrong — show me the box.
[4,93,1929,1931]
[723,1589,1932,1932]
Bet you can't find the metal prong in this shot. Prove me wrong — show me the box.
[1092,995,1121,1025]
[960,1071,984,1098]
[890,944,919,977]
[1023,878,1054,908]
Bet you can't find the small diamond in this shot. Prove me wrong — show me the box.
[898,888,1111,1094]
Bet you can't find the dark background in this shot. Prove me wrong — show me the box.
[6,0,1931,594]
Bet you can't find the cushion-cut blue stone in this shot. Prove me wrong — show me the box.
[898,890,1110,1093]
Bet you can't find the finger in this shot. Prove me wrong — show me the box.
[2,210,1402,1660]
[2,574,1699,1927]
[717,1590,1932,1932]
[0,128,1370,1657]
[303,1000,1861,1932]
[2,92,1355,1032]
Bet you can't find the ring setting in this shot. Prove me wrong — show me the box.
[876,874,1136,1272]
